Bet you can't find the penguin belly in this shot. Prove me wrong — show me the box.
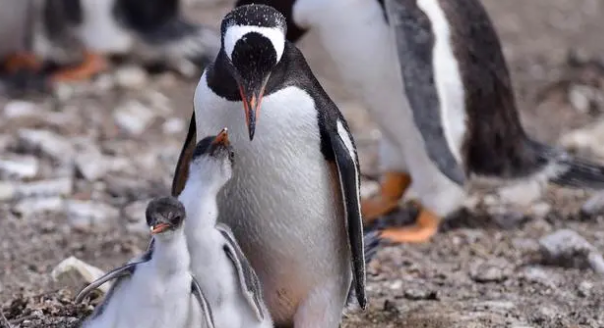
[195,85,352,324]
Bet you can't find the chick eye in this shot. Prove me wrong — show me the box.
[228,151,235,161]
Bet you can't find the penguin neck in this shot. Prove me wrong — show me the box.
[178,175,221,232]
[152,229,190,276]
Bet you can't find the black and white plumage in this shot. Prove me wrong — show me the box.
[76,197,215,328]
[178,129,273,328]
[230,0,604,243]
[172,4,366,327]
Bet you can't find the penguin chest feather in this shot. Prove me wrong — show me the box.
[194,81,351,322]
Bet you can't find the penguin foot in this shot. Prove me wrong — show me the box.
[3,52,43,73]
[50,52,108,82]
[380,209,440,243]
[361,172,412,223]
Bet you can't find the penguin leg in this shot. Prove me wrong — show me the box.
[3,52,43,73]
[293,275,349,328]
[380,207,440,243]
[361,171,411,222]
[50,51,108,82]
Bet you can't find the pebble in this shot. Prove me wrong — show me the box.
[539,229,604,274]
[113,100,156,135]
[12,178,73,199]
[520,267,557,288]
[75,150,108,181]
[115,65,148,90]
[578,281,593,297]
[65,200,119,232]
[0,182,16,200]
[470,260,510,283]
[162,117,185,135]
[3,100,39,118]
[403,288,438,301]
[14,197,64,217]
[0,155,39,178]
[581,191,604,215]
[18,129,73,160]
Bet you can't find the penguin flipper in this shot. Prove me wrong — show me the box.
[329,119,367,310]
[384,0,466,185]
[215,223,267,322]
[172,112,197,197]
[75,261,142,303]
[191,276,216,328]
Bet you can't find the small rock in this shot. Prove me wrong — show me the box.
[14,197,64,217]
[520,267,557,288]
[16,178,73,199]
[470,260,510,283]
[578,281,593,297]
[0,182,16,200]
[403,288,438,301]
[113,100,156,135]
[568,84,594,113]
[75,150,108,181]
[18,129,73,160]
[530,202,551,219]
[0,155,39,178]
[3,100,39,118]
[65,200,119,232]
[539,229,604,274]
[115,65,148,89]
[51,256,109,293]
[162,117,185,134]
[581,191,604,215]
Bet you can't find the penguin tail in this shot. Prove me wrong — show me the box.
[141,18,221,70]
[532,141,604,189]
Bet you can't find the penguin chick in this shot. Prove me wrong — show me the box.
[76,197,215,328]
[179,128,273,328]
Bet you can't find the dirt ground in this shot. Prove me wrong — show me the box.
[2,0,604,327]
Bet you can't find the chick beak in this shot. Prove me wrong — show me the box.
[211,128,230,147]
[238,79,268,141]
[150,222,171,235]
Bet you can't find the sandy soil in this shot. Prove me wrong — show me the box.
[2,1,604,327]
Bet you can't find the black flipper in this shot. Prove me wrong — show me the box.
[191,276,216,328]
[384,0,466,186]
[172,112,197,197]
[216,223,267,321]
[328,119,367,309]
[74,262,138,304]
[345,230,382,306]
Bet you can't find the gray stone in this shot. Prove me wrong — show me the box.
[75,150,108,181]
[14,197,64,217]
[16,178,73,199]
[403,288,438,301]
[115,65,148,89]
[65,200,119,232]
[18,129,73,160]
[0,154,39,178]
[470,260,510,283]
[162,117,185,135]
[113,100,156,135]
[578,280,593,297]
[3,100,39,118]
[539,229,604,274]
[581,191,604,215]
[0,182,16,200]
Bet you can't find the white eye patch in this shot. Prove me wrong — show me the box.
[223,25,285,63]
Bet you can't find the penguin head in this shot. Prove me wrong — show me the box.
[188,128,235,189]
[146,197,186,237]
[220,4,287,141]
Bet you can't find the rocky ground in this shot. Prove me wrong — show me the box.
[2,0,604,327]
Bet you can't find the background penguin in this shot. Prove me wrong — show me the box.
[179,128,273,328]
[76,197,215,328]
[172,5,367,327]
[226,0,604,243]
[2,0,221,84]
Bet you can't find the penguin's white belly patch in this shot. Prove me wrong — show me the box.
[194,84,351,321]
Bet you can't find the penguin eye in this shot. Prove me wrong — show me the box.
[228,150,235,162]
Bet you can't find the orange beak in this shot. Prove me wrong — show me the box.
[211,128,230,147]
[150,223,171,234]
[238,80,267,141]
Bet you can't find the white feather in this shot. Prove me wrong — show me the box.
[223,25,285,62]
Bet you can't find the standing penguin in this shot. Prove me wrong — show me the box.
[3,0,221,83]
[76,197,215,328]
[210,0,604,244]
[172,5,366,327]
[179,128,273,328]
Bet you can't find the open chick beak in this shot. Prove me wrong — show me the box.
[211,128,230,147]
[150,222,171,235]
[238,79,268,141]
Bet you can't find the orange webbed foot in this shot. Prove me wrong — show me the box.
[380,208,441,244]
[3,52,43,73]
[50,52,108,83]
[362,172,412,224]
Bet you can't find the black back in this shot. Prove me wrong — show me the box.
[114,0,180,32]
